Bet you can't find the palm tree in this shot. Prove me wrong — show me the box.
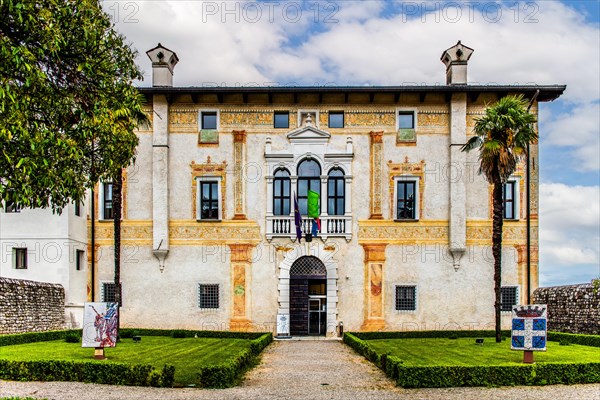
[462,95,537,342]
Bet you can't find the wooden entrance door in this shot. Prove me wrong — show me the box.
[289,256,327,336]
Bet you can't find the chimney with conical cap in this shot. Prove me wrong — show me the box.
[146,43,179,87]
[440,41,474,85]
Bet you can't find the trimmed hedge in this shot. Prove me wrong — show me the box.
[196,333,273,388]
[548,332,600,347]
[350,330,511,340]
[0,359,175,387]
[0,330,82,347]
[344,332,600,388]
[117,328,266,340]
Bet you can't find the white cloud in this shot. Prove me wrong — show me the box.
[540,102,600,172]
[539,183,599,284]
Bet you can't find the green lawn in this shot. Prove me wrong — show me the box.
[367,337,600,366]
[0,336,251,386]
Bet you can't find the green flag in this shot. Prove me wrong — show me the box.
[307,190,320,218]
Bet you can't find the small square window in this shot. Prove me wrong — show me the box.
[201,112,217,130]
[501,286,518,311]
[329,111,344,128]
[14,248,27,269]
[395,285,416,311]
[102,282,118,303]
[198,284,220,309]
[274,111,289,129]
[76,249,85,271]
[398,112,415,129]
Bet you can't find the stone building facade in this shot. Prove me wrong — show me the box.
[90,42,565,335]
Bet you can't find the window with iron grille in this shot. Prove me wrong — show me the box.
[395,285,416,311]
[503,180,517,219]
[14,248,27,269]
[500,286,518,311]
[198,284,220,309]
[76,249,85,271]
[102,282,117,303]
[273,169,291,216]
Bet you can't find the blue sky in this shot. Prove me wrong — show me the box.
[106,0,599,287]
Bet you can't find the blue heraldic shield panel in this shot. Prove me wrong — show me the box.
[511,305,547,351]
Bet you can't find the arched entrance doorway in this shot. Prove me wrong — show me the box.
[289,256,327,336]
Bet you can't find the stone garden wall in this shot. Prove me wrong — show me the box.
[0,277,65,334]
[533,280,600,334]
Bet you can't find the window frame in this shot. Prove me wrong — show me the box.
[503,179,519,220]
[198,283,220,310]
[99,182,114,220]
[101,282,118,303]
[297,159,321,216]
[198,109,220,144]
[14,248,28,270]
[397,111,415,130]
[394,176,419,221]
[196,176,222,221]
[76,249,85,271]
[74,201,81,217]
[395,285,417,311]
[274,111,290,129]
[327,167,345,216]
[500,286,519,312]
[273,168,291,216]
[328,111,344,128]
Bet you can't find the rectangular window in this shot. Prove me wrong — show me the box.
[396,180,417,220]
[74,201,81,216]
[198,284,220,309]
[503,180,517,219]
[199,111,219,144]
[76,249,85,271]
[201,111,217,130]
[197,178,221,220]
[328,111,344,128]
[398,112,415,129]
[14,248,27,269]
[102,282,117,303]
[274,111,290,129]
[102,182,114,220]
[395,285,416,311]
[501,286,518,311]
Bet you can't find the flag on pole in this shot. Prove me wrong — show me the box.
[307,190,320,237]
[294,192,302,242]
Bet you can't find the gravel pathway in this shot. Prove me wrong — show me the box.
[1,339,599,400]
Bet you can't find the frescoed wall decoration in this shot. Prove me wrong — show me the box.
[82,302,118,348]
[511,305,547,351]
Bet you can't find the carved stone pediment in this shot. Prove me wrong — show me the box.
[286,125,331,143]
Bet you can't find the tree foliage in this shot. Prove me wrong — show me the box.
[0,0,146,212]
[462,95,537,342]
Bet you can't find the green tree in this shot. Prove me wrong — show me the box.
[0,0,146,212]
[462,95,537,342]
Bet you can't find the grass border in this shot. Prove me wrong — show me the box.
[0,329,272,388]
[343,331,600,388]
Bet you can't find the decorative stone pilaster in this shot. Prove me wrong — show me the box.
[449,93,467,270]
[233,130,247,220]
[229,244,254,331]
[369,131,384,220]
[361,243,387,331]
[516,244,539,304]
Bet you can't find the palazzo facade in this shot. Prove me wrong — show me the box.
[88,42,565,335]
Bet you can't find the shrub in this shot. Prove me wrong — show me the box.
[64,333,80,343]
[0,330,82,347]
[548,332,600,347]
[0,359,174,387]
[350,330,511,340]
[170,330,187,339]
